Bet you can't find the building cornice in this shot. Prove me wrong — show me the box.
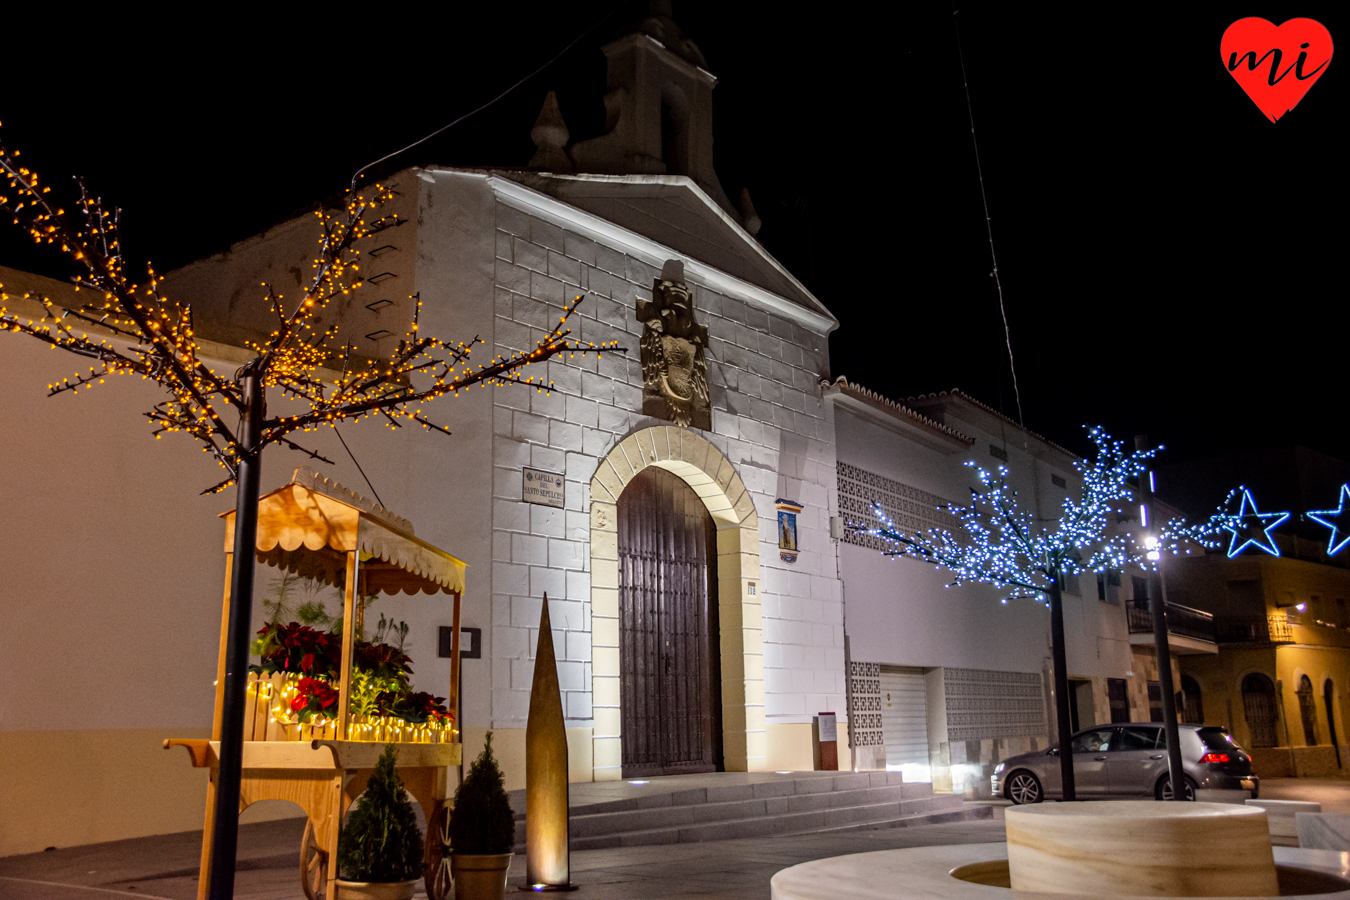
[602,32,718,86]
[471,171,840,334]
[824,377,975,454]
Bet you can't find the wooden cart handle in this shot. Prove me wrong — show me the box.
[163,738,213,768]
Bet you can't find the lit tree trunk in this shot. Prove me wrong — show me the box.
[1048,576,1076,801]
[208,364,264,900]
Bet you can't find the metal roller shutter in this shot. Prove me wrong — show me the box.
[879,667,929,768]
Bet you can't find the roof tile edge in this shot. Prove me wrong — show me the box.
[826,377,975,445]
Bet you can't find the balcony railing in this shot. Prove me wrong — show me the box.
[1127,598,1217,643]
[1213,614,1295,644]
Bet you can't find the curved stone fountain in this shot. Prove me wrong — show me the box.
[1006,802,1277,896]
[770,801,1350,899]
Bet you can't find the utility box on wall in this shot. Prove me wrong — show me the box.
[813,712,839,771]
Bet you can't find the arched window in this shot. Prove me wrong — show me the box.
[1242,673,1278,748]
[1298,675,1319,746]
[1180,675,1204,725]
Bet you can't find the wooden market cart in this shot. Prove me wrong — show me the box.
[166,467,466,900]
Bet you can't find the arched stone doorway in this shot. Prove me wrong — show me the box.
[589,426,764,781]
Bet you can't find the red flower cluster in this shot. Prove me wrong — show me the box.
[290,677,339,723]
[253,622,341,680]
[254,619,452,728]
[384,690,452,725]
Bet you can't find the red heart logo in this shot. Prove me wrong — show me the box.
[1221,18,1333,122]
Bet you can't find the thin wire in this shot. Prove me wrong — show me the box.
[350,0,630,189]
[952,4,1024,427]
[334,426,384,508]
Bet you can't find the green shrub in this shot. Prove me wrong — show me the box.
[450,732,516,855]
[337,745,423,882]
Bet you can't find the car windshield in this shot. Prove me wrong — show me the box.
[1198,727,1242,752]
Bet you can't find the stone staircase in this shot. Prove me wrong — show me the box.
[508,770,979,851]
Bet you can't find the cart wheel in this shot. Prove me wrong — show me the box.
[300,818,329,900]
[424,802,453,900]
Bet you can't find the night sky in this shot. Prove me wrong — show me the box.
[1,2,1343,464]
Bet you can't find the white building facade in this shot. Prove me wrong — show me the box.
[828,381,1197,795]
[0,5,1195,857]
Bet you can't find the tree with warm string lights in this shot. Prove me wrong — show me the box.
[0,137,620,899]
[863,427,1218,802]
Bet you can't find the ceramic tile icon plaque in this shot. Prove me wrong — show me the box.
[777,498,802,563]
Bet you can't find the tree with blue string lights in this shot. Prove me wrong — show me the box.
[863,426,1219,801]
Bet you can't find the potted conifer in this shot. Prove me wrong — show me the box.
[450,732,516,900]
[336,745,423,899]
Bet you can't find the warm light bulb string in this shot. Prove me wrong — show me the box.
[952,3,1024,428]
[349,0,631,189]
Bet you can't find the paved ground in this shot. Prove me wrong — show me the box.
[0,816,1005,900]
[1262,775,1350,814]
[3,777,1347,900]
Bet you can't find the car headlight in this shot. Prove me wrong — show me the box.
[994,763,1005,774]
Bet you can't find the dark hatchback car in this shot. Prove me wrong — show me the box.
[991,723,1259,803]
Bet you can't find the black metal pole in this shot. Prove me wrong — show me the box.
[1150,569,1187,798]
[209,363,265,900]
[1136,436,1186,799]
[1048,577,1076,801]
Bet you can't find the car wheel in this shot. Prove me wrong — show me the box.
[1156,775,1197,801]
[1006,771,1043,804]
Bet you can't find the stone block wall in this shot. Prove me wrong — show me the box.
[479,178,846,751]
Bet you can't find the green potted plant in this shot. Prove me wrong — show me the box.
[336,744,423,899]
[450,732,516,900]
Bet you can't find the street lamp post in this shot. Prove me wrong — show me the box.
[208,364,265,899]
[1136,435,1187,800]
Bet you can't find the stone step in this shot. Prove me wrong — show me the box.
[509,770,911,820]
[508,771,971,850]
[562,783,932,839]
[564,795,976,850]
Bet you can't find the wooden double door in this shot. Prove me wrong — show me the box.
[618,466,723,777]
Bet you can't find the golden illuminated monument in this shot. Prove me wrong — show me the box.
[526,594,572,889]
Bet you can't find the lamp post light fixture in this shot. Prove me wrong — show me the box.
[1136,436,1188,801]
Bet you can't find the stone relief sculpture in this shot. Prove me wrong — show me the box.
[637,259,710,430]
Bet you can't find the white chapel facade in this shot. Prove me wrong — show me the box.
[0,4,1189,856]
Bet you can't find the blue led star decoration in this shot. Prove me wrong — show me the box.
[1308,484,1350,557]
[1223,488,1290,558]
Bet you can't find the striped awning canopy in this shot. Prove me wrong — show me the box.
[221,467,465,595]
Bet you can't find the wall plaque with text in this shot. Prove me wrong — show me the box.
[522,467,565,508]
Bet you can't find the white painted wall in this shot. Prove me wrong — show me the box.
[834,400,1135,683]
